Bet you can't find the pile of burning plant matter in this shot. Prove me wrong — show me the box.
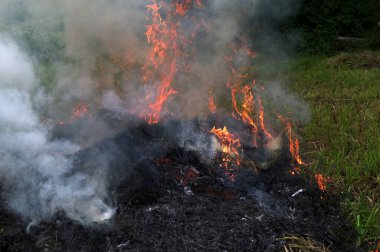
[0,114,363,251]
[0,0,365,251]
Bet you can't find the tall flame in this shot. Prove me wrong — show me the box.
[229,83,258,147]
[143,0,204,124]
[227,43,273,145]
[258,95,272,140]
[277,115,304,175]
[144,1,179,124]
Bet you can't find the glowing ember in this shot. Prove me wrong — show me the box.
[69,102,89,122]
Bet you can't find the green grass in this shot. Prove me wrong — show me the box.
[286,53,380,245]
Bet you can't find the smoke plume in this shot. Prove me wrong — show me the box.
[0,0,306,226]
[0,38,116,227]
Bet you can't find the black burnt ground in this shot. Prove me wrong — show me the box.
[0,118,363,252]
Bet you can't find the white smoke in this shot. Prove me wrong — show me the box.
[0,38,115,227]
[0,0,306,226]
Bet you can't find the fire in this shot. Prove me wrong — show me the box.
[208,90,216,113]
[147,60,178,124]
[69,102,89,122]
[211,126,240,156]
[314,173,330,191]
[258,95,272,140]
[143,0,204,124]
[229,83,258,143]
[175,0,192,16]
[142,1,309,182]
[289,133,303,165]
[278,115,304,166]
[211,126,241,180]
[58,102,89,125]
[144,1,179,124]
[226,43,273,146]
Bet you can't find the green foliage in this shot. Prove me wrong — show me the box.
[0,2,66,64]
[285,0,380,54]
[288,54,380,244]
[326,50,380,69]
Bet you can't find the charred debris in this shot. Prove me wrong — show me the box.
[0,113,361,251]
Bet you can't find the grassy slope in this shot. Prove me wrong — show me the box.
[287,53,380,245]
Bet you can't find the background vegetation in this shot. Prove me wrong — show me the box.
[285,0,380,54]
[287,53,380,246]
[282,1,380,247]
[253,0,380,247]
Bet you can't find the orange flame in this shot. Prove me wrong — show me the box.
[175,0,192,16]
[144,0,178,123]
[226,43,273,145]
[211,126,241,180]
[147,59,178,124]
[278,115,304,166]
[315,173,330,191]
[208,90,216,113]
[145,1,167,70]
[230,83,258,133]
[258,95,272,139]
[142,2,307,181]
[211,126,240,156]
[143,0,205,124]
[276,115,304,175]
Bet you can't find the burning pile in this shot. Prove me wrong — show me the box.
[48,0,332,232]
[0,0,358,251]
[136,0,323,187]
[56,0,322,191]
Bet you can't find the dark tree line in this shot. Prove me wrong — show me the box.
[286,0,380,53]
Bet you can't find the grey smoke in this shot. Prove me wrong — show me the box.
[0,0,307,226]
[0,38,115,226]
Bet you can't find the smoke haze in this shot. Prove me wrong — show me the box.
[0,0,307,226]
[0,38,116,226]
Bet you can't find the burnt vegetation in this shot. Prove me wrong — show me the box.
[0,115,362,251]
